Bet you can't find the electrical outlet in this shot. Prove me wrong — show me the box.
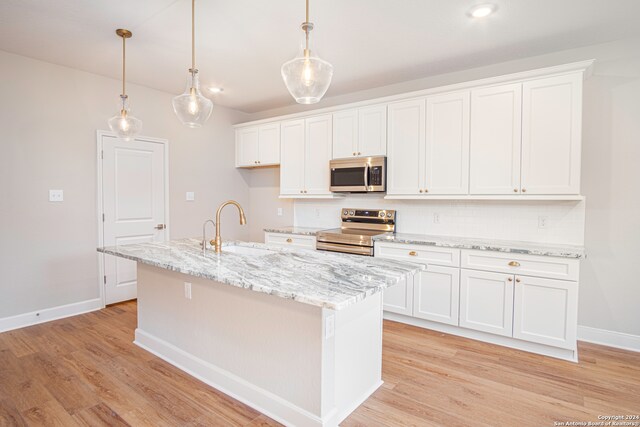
[277,207,283,216]
[184,282,192,299]
[325,315,335,339]
[538,216,548,228]
[433,213,441,224]
[186,192,195,201]
[49,190,63,202]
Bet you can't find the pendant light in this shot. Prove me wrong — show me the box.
[281,0,333,104]
[108,29,142,141]
[172,0,213,128]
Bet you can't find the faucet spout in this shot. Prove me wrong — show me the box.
[214,200,247,253]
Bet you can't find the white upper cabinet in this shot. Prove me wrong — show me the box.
[280,115,332,197]
[387,98,425,195]
[469,83,523,195]
[279,119,306,195]
[332,104,387,159]
[305,114,333,195]
[235,123,280,167]
[521,74,582,194]
[425,91,470,194]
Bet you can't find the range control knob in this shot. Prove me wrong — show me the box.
[349,210,355,216]
[379,211,385,217]
[343,210,348,216]
[387,212,393,218]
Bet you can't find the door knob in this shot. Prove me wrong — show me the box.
[154,224,166,230]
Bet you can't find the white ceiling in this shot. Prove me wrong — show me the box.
[1,0,638,113]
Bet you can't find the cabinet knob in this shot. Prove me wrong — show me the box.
[409,251,417,256]
[522,188,527,193]
[358,152,361,155]
[300,190,303,193]
[419,189,423,193]
[507,277,513,282]
[286,238,293,243]
[424,188,428,193]
[508,261,521,267]
[515,278,521,283]
[513,188,518,193]
[353,152,356,156]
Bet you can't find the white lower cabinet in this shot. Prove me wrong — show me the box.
[382,276,413,316]
[264,232,316,250]
[413,265,460,326]
[513,275,578,350]
[459,269,514,337]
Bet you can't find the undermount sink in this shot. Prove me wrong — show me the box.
[221,245,274,256]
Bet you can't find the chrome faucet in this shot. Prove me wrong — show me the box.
[202,219,215,255]
[214,200,247,253]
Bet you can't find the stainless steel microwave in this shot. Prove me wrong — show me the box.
[329,156,386,193]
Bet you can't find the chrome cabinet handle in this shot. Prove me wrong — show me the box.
[154,224,166,230]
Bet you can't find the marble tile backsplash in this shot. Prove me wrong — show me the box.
[293,196,585,245]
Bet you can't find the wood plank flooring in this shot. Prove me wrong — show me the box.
[0,301,638,426]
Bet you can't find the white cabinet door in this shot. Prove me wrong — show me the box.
[280,119,306,195]
[358,104,387,157]
[521,74,582,195]
[259,123,280,166]
[470,83,522,195]
[387,99,425,195]
[235,127,259,167]
[425,91,470,194]
[413,265,460,326]
[383,276,414,316]
[460,269,514,337]
[264,232,316,250]
[513,276,578,349]
[305,114,333,195]
[332,109,358,159]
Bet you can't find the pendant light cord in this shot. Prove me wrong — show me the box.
[304,0,310,55]
[191,0,196,72]
[122,34,126,96]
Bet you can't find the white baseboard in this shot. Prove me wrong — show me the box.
[578,326,640,353]
[134,328,328,427]
[0,298,103,333]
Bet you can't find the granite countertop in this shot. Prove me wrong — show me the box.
[263,226,328,236]
[98,239,423,310]
[373,233,585,259]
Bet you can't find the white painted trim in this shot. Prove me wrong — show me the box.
[234,60,595,128]
[335,380,383,425]
[384,312,578,362]
[96,130,170,307]
[578,326,640,353]
[384,195,585,201]
[134,328,329,427]
[0,298,102,333]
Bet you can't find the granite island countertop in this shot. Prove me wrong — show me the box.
[98,239,423,310]
[373,233,585,259]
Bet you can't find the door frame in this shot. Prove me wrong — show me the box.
[96,130,170,307]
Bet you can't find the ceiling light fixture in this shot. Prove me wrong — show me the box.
[108,29,142,141]
[469,4,496,18]
[281,0,333,104]
[172,0,213,128]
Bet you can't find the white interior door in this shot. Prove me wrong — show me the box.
[101,134,167,304]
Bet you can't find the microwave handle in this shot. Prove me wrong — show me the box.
[364,164,370,189]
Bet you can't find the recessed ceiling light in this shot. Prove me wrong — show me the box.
[469,4,496,18]
[208,87,224,94]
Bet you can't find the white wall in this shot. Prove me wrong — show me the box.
[0,50,251,319]
[245,37,640,338]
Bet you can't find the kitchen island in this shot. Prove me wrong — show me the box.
[98,239,422,427]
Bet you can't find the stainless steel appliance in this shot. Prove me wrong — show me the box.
[329,156,386,193]
[316,208,396,256]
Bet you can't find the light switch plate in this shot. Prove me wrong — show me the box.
[186,192,195,201]
[49,190,63,202]
[277,208,283,216]
[184,282,192,299]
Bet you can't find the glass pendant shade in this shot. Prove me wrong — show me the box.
[172,71,213,128]
[281,49,333,104]
[108,95,142,141]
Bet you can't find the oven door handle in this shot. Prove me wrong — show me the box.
[364,164,370,189]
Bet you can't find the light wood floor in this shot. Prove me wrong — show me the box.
[0,301,638,426]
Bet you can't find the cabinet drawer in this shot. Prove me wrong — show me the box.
[461,250,579,281]
[375,242,460,267]
[264,233,316,250]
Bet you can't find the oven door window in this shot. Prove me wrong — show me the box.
[331,167,366,188]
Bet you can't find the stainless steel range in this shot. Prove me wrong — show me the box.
[316,208,396,256]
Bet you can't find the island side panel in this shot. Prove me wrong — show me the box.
[134,263,329,425]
